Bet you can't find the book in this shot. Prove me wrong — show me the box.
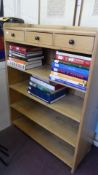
[54,58,90,68]
[56,51,91,61]
[51,61,89,78]
[9,44,42,54]
[8,57,42,65]
[9,50,43,58]
[29,80,64,94]
[50,71,87,87]
[7,59,42,70]
[8,55,44,62]
[49,74,86,91]
[52,67,88,80]
[30,76,63,91]
[28,84,66,103]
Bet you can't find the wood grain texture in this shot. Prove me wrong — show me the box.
[11,99,79,147]
[13,117,74,167]
[4,23,98,173]
[9,81,83,123]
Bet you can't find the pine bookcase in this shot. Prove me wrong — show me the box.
[4,23,98,173]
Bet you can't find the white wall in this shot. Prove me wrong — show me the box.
[80,0,98,27]
[3,0,39,24]
[19,0,39,24]
[40,0,76,25]
[3,0,17,17]
[0,62,10,131]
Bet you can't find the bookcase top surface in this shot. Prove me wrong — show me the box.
[4,23,98,37]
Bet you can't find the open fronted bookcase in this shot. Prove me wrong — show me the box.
[4,23,98,173]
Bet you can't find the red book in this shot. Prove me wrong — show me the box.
[9,44,42,54]
[56,54,91,67]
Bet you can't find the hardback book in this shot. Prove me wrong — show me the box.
[50,71,87,87]
[56,51,91,61]
[8,57,42,66]
[7,59,42,70]
[49,74,86,91]
[10,55,44,62]
[54,59,90,69]
[9,50,43,58]
[9,44,42,54]
[29,80,64,94]
[52,67,88,80]
[52,61,89,78]
[28,84,66,103]
[30,76,64,91]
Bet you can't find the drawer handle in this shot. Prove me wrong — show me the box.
[69,39,75,45]
[11,33,15,37]
[35,36,40,40]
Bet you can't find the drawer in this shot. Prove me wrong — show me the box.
[54,34,94,54]
[25,32,53,46]
[4,30,24,42]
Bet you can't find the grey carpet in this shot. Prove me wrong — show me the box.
[0,126,98,175]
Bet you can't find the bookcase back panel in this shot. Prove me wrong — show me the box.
[8,67,29,85]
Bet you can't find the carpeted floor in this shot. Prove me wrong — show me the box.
[0,126,98,175]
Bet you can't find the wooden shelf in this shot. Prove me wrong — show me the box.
[13,117,74,167]
[11,100,78,147]
[10,81,83,123]
[8,65,86,93]
[8,65,50,82]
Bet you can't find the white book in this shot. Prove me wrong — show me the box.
[49,74,86,87]
[30,76,56,91]
[7,60,42,70]
[56,51,91,61]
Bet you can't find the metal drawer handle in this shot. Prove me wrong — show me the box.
[11,33,15,37]
[35,36,40,40]
[69,39,75,45]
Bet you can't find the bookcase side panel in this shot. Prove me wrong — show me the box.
[72,33,98,173]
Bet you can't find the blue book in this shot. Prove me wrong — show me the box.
[49,75,86,91]
[51,61,89,77]
[28,84,66,103]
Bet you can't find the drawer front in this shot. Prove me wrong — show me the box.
[54,34,94,54]
[25,32,53,46]
[4,30,24,42]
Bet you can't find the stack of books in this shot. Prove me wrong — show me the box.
[28,76,66,103]
[0,35,5,61]
[7,44,44,70]
[49,51,91,91]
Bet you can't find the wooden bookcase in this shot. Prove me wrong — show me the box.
[4,23,98,173]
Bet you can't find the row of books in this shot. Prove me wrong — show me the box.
[49,51,91,91]
[7,44,44,70]
[28,76,66,103]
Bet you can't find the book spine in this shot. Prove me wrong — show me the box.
[56,51,91,61]
[52,61,89,77]
[55,56,91,67]
[51,71,87,86]
[9,45,42,53]
[49,75,86,91]
[7,60,25,70]
[9,50,43,58]
[8,57,26,64]
[52,67,88,80]
[30,76,55,91]
[28,85,65,103]
[29,81,53,93]
[50,74,86,87]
